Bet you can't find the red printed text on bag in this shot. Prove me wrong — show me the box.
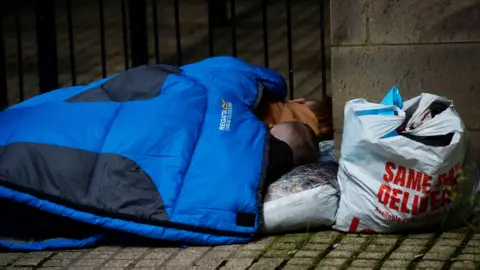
[377,161,461,216]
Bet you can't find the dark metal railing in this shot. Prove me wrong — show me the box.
[0,0,329,109]
[0,7,6,109]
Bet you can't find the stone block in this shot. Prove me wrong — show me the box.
[357,252,388,260]
[450,261,476,269]
[381,259,410,268]
[350,259,379,267]
[330,0,367,45]
[294,251,322,258]
[317,257,348,267]
[415,260,444,269]
[369,0,480,44]
[331,44,480,130]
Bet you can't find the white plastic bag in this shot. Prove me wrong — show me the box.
[334,87,480,233]
[260,151,339,234]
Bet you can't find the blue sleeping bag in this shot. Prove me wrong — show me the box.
[0,56,287,250]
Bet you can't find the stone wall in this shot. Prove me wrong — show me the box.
[330,0,480,156]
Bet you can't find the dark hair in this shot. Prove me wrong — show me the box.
[282,121,320,166]
[305,97,334,142]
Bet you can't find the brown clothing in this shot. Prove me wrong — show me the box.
[259,101,320,134]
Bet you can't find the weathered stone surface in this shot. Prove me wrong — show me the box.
[415,260,445,268]
[381,259,411,268]
[5,231,480,270]
[332,44,480,131]
[450,261,476,269]
[369,0,480,44]
[330,0,367,45]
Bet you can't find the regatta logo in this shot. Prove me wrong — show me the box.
[219,98,233,131]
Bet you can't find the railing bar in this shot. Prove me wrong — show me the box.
[128,0,148,67]
[15,4,24,100]
[152,0,160,64]
[286,0,294,99]
[35,0,58,93]
[98,0,107,78]
[230,0,237,57]
[0,8,7,108]
[261,0,269,68]
[319,0,327,99]
[207,1,214,57]
[121,0,129,69]
[66,0,76,85]
[174,0,182,65]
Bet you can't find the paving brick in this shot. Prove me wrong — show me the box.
[435,239,463,247]
[466,240,480,247]
[407,234,436,239]
[144,250,176,261]
[366,244,395,252]
[388,252,419,260]
[195,251,231,266]
[248,258,283,270]
[381,259,411,268]
[42,259,72,267]
[450,261,476,269]
[340,235,369,245]
[346,267,376,270]
[369,0,480,44]
[84,249,117,259]
[223,258,254,267]
[103,259,134,268]
[74,258,107,267]
[330,0,367,45]
[395,244,425,253]
[423,245,457,260]
[461,246,480,254]
[317,257,348,267]
[294,250,322,258]
[283,265,312,270]
[350,259,379,267]
[315,266,343,270]
[23,252,53,259]
[280,234,311,243]
[331,44,480,131]
[415,260,445,269]
[51,252,82,260]
[212,245,243,252]
[439,232,466,239]
[335,243,365,252]
[380,267,409,270]
[301,243,330,251]
[231,250,263,258]
[326,250,356,258]
[371,238,399,245]
[286,258,315,265]
[13,257,45,267]
[357,251,388,260]
[255,236,278,244]
[310,232,343,243]
[263,250,295,258]
[134,259,165,268]
[270,242,298,250]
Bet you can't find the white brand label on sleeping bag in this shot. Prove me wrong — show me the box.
[219,98,233,131]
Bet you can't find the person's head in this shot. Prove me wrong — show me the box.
[290,97,334,141]
[269,121,319,166]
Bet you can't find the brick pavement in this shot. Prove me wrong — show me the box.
[1,229,480,269]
